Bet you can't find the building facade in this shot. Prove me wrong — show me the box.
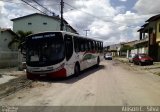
[138,14,160,61]
[11,13,78,34]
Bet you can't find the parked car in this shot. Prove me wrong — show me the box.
[128,53,136,63]
[132,54,153,66]
[104,53,112,60]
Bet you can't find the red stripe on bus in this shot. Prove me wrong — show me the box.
[48,68,67,78]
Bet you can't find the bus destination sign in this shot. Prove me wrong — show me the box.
[32,34,56,39]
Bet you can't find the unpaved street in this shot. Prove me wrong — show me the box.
[1,60,160,106]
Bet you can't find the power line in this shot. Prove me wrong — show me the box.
[32,0,55,15]
[63,2,147,26]
[64,2,108,20]
[0,0,56,15]
[0,0,60,6]
[1,0,158,21]
[20,0,47,15]
[63,2,160,22]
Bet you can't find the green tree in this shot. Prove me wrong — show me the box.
[120,45,133,52]
[8,30,32,50]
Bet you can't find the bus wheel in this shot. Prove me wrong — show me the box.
[74,64,80,77]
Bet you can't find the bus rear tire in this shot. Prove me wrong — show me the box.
[74,64,80,77]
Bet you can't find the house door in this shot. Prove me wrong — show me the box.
[149,44,158,61]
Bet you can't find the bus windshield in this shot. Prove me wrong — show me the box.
[26,33,65,67]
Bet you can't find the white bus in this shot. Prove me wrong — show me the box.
[24,31,103,79]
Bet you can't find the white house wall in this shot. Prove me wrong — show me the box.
[13,15,64,33]
[131,49,138,54]
[131,47,148,55]
[0,31,12,51]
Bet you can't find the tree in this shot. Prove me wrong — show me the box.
[8,30,32,50]
[120,45,133,52]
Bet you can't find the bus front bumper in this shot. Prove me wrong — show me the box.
[27,68,67,79]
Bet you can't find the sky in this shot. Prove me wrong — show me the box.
[1,0,160,46]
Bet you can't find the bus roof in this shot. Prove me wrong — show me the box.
[26,31,103,42]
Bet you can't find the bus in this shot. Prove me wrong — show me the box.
[23,31,103,79]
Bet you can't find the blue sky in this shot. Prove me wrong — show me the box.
[111,0,138,12]
[0,0,160,46]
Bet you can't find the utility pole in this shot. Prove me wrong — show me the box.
[84,30,90,37]
[60,0,64,31]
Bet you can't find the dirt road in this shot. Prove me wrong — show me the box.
[0,60,160,106]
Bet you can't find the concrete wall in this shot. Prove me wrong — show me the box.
[13,15,75,34]
[130,47,148,54]
[0,51,18,68]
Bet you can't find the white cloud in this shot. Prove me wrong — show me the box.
[115,6,126,13]
[118,25,127,31]
[64,3,149,45]
[0,1,12,28]
[134,0,160,14]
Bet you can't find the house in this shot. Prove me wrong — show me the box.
[0,28,18,68]
[106,39,148,58]
[126,38,148,58]
[105,43,125,56]
[0,28,17,51]
[11,13,78,34]
[138,14,160,61]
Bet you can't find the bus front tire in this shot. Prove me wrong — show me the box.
[74,64,80,77]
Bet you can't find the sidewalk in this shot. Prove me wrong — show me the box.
[0,67,32,99]
[115,57,160,76]
[114,57,128,63]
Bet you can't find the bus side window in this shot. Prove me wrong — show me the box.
[80,38,84,52]
[101,42,103,52]
[98,42,100,52]
[78,37,81,52]
[91,41,94,51]
[95,41,98,51]
[88,40,92,51]
[85,39,88,51]
[74,36,79,52]
[64,35,73,61]
[99,42,101,52]
[78,38,81,52]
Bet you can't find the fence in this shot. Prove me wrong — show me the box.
[0,51,19,68]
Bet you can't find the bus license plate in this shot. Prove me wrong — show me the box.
[40,74,47,77]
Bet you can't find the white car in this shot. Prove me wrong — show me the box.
[128,53,136,63]
[104,54,112,60]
